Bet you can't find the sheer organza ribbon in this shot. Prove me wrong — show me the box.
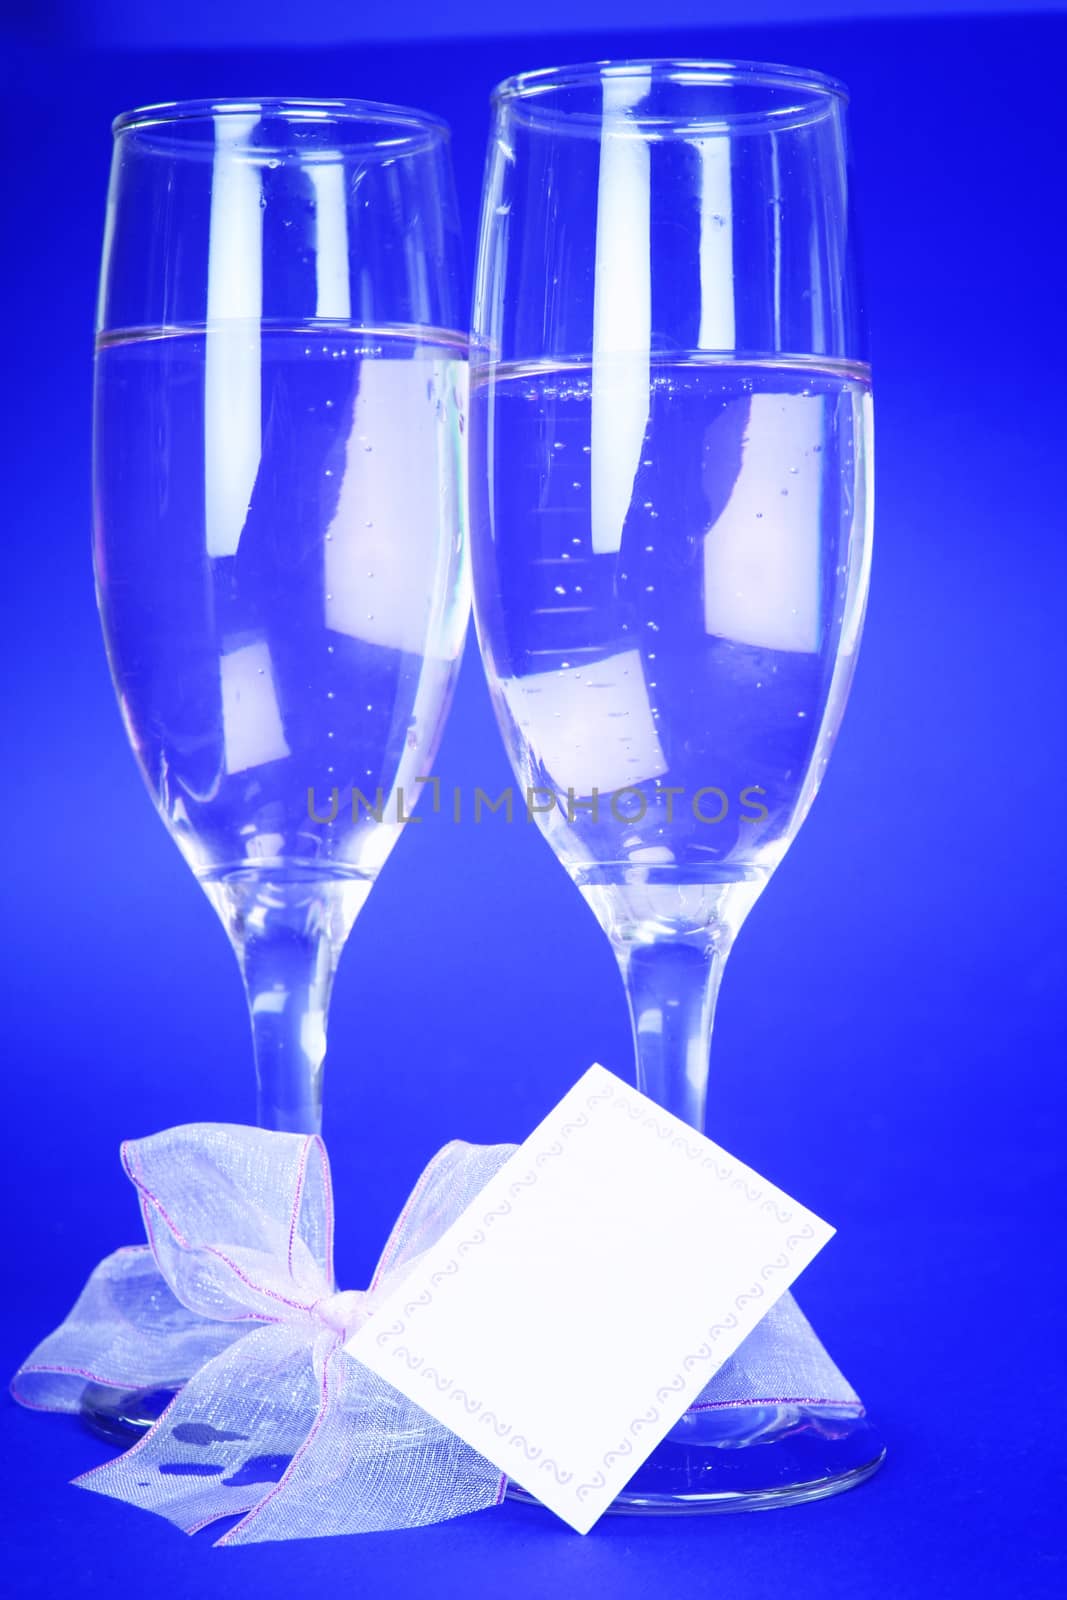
[12,1124,860,1543]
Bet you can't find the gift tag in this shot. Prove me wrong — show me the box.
[344,1064,833,1533]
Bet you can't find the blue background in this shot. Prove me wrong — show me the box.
[1,5,1064,1596]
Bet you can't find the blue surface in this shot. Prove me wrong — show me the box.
[1,11,1065,1598]
[12,0,1067,45]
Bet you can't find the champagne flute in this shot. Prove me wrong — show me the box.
[470,59,879,1508]
[94,98,468,1136]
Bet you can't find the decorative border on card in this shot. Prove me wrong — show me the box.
[607,1095,796,1224]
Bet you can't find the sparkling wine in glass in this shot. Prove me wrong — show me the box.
[94,99,468,1135]
[471,59,880,1508]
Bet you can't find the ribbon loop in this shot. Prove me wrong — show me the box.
[119,1125,334,1326]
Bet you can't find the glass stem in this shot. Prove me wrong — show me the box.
[614,936,730,1134]
[204,874,367,1134]
[242,920,336,1134]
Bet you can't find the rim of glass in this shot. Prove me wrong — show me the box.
[112,96,450,141]
[492,57,849,126]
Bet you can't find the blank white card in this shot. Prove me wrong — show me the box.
[345,1064,833,1533]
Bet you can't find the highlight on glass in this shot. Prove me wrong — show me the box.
[94,98,469,1133]
[470,58,878,1510]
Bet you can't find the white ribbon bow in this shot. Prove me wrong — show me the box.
[12,1125,512,1543]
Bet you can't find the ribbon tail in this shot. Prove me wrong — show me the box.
[219,1344,506,1543]
[73,1324,321,1535]
[11,1246,247,1413]
[689,1290,863,1411]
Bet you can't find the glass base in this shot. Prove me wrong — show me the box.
[81,1391,883,1515]
[80,1382,183,1447]
[507,1404,885,1514]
